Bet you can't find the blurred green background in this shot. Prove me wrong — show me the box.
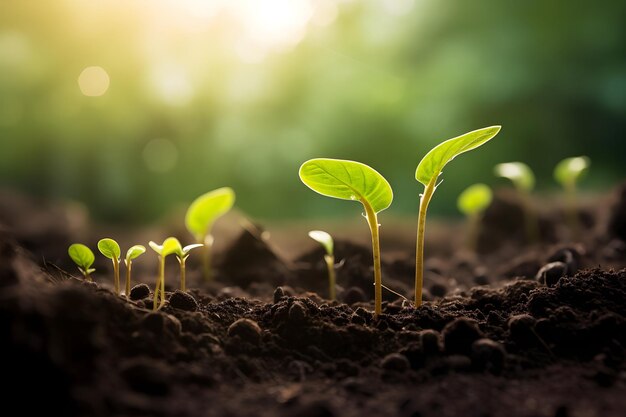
[1,0,624,223]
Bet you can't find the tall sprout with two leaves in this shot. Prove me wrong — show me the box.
[414,126,501,307]
[173,241,204,292]
[149,237,181,310]
[308,230,336,301]
[185,187,235,281]
[554,156,590,240]
[124,245,146,298]
[68,243,95,282]
[494,162,539,243]
[300,159,393,315]
[457,184,493,251]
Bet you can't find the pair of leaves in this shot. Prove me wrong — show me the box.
[308,230,334,256]
[457,184,493,216]
[68,243,95,273]
[554,156,590,188]
[98,238,146,263]
[149,237,203,259]
[495,162,535,192]
[185,187,235,242]
[299,126,501,215]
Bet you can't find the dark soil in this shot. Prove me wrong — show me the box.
[1,183,626,417]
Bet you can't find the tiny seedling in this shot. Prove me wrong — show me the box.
[308,230,336,301]
[98,238,121,295]
[173,241,204,292]
[68,243,95,281]
[554,156,590,239]
[494,161,539,243]
[415,126,501,307]
[457,183,493,251]
[124,245,146,298]
[299,158,393,315]
[185,187,235,281]
[149,237,181,310]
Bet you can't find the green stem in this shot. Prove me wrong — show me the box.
[160,265,166,307]
[362,199,382,316]
[324,254,336,301]
[153,255,164,311]
[415,178,437,308]
[113,258,120,295]
[125,260,131,299]
[180,257,186,292]
[84,270,93,282]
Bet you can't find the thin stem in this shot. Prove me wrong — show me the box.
[180,257,186,292]
[113,258,120,295]
[362,200,382,316]
[324,254,336,301]
[84,270,93,282]
[160,265,166,307]
[201,235,214,281]
[125,260,131,299]
[415,178,437,308]
[153,255,164,311]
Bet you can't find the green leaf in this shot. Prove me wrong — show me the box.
[125,245,146,262]
[68,243,95,270]
[457,183,493,216]
[308,230,334,255]
[495,162,535,192]
[150,237,182,257]
[97,238,120,260]
[182,243,203,255]
[299,158,393,213]
[554,156,590,188]
[185,187,235,241]
[416,126,501,186]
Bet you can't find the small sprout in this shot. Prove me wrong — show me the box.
[149,237,181,310]
[98,238,121,295]
[554,156,590,240]
[185,187,236,281]
[124,245,146,299]
[68,243,95,281]
[457,183,493,251]
[415,126,501,307]
[173,243,204,292]
[308,230,336,301]
[494,161,539,243]
[300,158,393,315]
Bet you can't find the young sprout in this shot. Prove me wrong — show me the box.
[149,237,181,310]
[124,245,146,299]
[299,158,393,315]
[457,183,493,251]
[185,187,235,281]
[415,126,501,307]
[68,243,96,282]
[308,230,336,301]
[554,156,590,240]
[173,242,204,292]
[98,238,121,295]
[494,161,539,243]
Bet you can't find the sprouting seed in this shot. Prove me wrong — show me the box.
[68,243,96,282]
[554,156,590,240]
[457,183,493,251]
[173,242,204,292]
[308,230,336,301]
[149,237,181,310]
[124,245,146,298]
[98,238,121,295]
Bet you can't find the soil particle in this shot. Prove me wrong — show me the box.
[342,287,367,305]
[608,182,626,240]
[121,358,171,396]
[420,330,442,355]
[471,338,506,374]
[273,286,285,303]
[288,301,308,324]
[536,262,568,287]
[168,290,199,312]
[507,314,537,346]
[129,283,150,300]
[381,353,410,372]
[227,318,262,345]
[442,318,485,355]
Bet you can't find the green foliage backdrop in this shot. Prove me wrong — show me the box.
[0,1,624,222]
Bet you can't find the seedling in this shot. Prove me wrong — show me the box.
[68,243,95,281]
[308,230,336,301]
[299,158,393,315]
[415,126,501,307]
[554,156,590,239]
[124,245,146,298]
[185,187,235,281]
[173,241,204,292]
[494,161,539,243]
[98,238,121,295]
[149,237,181,310]
[457,183,493,251]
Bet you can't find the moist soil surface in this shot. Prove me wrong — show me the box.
[2,184,626,417]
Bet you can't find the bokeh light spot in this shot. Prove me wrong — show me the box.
[142,138,179,173]
[78,66,110,97]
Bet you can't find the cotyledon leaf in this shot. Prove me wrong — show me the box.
[416,126,501,186]
[299,158,393,214]
[97,238,121,260]
[68,243,95,269]
[185,187,235,241]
